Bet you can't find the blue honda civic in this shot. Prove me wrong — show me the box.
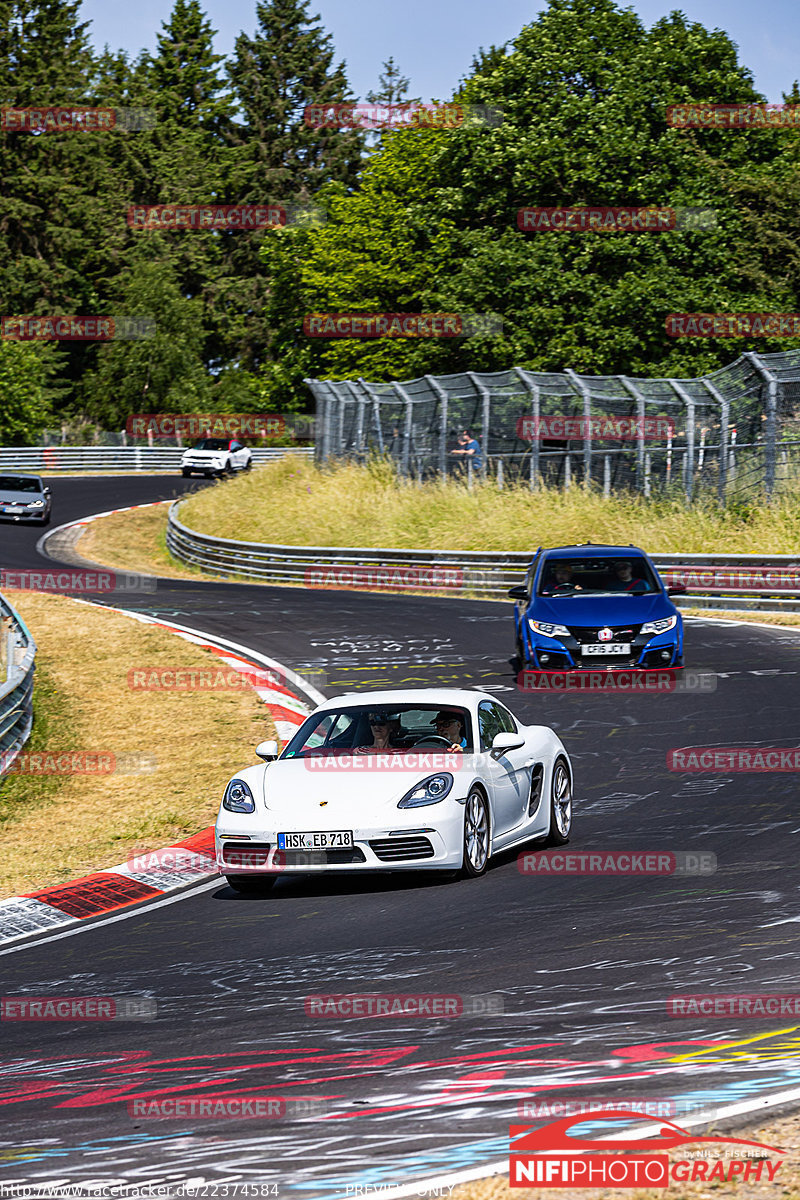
[509,544,686,670]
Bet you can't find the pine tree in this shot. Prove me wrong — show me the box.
[222,0,363,373]
[366,57,410,104]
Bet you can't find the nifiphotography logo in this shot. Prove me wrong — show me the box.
[509,1111,784,1188]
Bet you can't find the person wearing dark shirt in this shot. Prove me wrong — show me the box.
[608,560,648,593]
[450,429,482,471]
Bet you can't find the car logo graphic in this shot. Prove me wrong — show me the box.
[319,801,328,806]
[598,628,613,642]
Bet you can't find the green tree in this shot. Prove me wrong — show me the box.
[366,57,410,104]
[223,0,363,375]
[260,0,800,399]
[0,341,52,443]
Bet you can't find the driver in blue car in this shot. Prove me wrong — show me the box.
[431,710,468,753]
[608,559,649,593]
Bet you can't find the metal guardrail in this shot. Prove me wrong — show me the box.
[0,595,36,778]
[166,502,800,614]
[0,447,314,472]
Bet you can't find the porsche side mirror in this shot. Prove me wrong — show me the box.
[491,732,525,758]
[667,583,687,596]
[256,739,279,761]
[507,585,528,601]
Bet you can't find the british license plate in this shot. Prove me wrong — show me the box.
[277,830,353,850]
[582,643,630,656]
[2,506,23,515]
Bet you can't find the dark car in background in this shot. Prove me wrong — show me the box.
[510,544,686,669]
[0,474,52,525]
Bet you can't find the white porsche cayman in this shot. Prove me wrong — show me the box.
[215,688,573,892]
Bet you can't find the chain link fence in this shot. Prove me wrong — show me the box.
[306,351,800,504]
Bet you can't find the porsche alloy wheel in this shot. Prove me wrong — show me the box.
[549,757,572,845]
[462,788,490,877]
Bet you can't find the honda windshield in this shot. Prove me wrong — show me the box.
[538,556,659,596]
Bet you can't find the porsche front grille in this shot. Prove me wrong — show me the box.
[369,836,435,861]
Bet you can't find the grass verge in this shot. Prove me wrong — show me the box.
[175,457,800,553]
[0,590,274,898]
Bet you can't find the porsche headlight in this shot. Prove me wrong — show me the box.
[529,620,570,638]
[223,778,255,812]
[398,772,453,808]
[641,615,678,635]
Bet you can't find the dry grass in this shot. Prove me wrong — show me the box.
[684,608,800,628]
[78,504,208,582]
[176,457,800,554]
[0,591,274,898]
[454,1111,800,1200]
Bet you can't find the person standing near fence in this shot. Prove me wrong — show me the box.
[450,429,482,471]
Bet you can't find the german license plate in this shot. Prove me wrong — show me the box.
[2,506,23,514]
[582,643,630,656]
[277,830,353,850]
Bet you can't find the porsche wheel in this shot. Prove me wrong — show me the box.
[225,874,276,894]
[462,787,490,877]
[547,757,572,845]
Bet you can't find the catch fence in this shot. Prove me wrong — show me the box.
[306,351,800,504]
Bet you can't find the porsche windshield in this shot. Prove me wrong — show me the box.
[0,476,43,493]
[281,705,473,757]
[538,556,659,596]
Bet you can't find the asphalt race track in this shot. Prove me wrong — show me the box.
[1,475,800,1196]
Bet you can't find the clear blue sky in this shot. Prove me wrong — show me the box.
[79,0,799,104]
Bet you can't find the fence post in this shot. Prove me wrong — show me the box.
[565,369,592,485]
[426,374,449,480]
[392,382,414,479]
[603,454,611,496]
[702,378,728,507]
[467,459,473,490]
[497,457,504,490]
[564,454,571,489]
[669,382,695,502]
[644,451,651,497]
[515,368,540,491]
[620,377,646,493]
[744,352,778,499]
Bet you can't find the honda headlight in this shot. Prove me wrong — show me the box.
[223,778,255,812]
[529,620,570,638]
[27,500,44,507]
[398,773,453,809]
[641,615,678,635]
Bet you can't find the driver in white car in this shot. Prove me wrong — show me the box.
[355,711,406,753]
[432,710,468,753]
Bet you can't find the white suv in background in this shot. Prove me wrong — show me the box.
[181,437,252,479]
